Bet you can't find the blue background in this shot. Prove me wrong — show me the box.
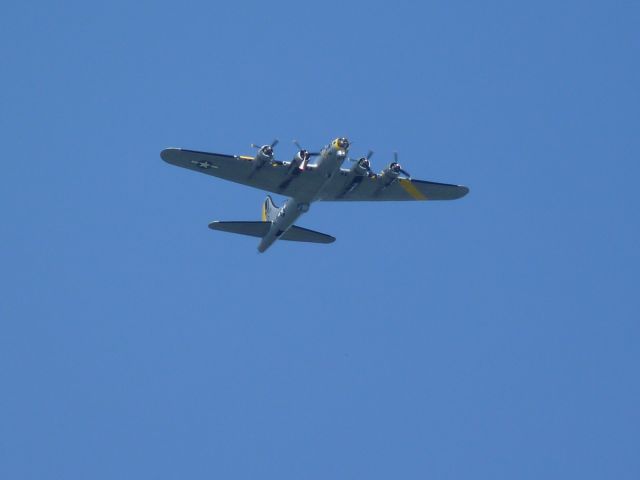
[1,1,638,478]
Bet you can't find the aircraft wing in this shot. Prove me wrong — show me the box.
[161,148,284,193]
[161,148,328,198]
[318,171,469,201]
[161,148,468,201]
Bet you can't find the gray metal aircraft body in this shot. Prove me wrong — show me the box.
[161,137,469,253]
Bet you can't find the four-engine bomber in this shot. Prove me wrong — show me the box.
[161,137,469,252]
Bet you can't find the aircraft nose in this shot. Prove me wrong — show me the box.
[332,137,350,152]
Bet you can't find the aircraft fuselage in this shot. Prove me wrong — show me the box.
[257,138,349,253]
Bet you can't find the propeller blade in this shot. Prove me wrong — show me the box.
[293,140,319,157]
[251,140,278,152]
[349,150,374,162]
[400,168,411,178]
[393,151,399,163]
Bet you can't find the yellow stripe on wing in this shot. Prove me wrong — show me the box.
[399,179,428,200]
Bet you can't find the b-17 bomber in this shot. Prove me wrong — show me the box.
[161,137,469,253]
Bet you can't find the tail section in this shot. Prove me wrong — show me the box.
[208,222,335,244]
[262,195,279,222]
[281,226,335,244]
[209,221,270,238]
[209,196,335,250]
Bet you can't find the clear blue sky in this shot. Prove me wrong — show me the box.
[1,1,638,478]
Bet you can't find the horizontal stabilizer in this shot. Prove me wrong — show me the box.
[209,221,270,238]
[281,226,335,244]
[208,221,335,244]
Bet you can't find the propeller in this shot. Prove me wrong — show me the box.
[349,150,375,175]
[251,139,279,156]
[293,140,320,160]
[390,152,411,178]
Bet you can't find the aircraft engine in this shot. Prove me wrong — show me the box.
[379,153,410,186]
[348,150,374,177]
[350,157,371,176]
[287,149,311,174]
[338,151,375,196]
[287,141,319,174]
[250,139,279,171]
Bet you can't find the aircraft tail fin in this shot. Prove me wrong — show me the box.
[208,221,335,244]
[262,195,279,222]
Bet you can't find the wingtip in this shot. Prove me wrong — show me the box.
[160,147,180,163]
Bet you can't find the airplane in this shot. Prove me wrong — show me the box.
[160,137,469,253]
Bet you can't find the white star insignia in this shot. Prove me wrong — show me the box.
[191,160,215,169]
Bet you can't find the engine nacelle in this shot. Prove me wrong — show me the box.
[349,157,371,177]
[338,157,373,196]
[253,145,274,170]
[249,140,278,175]
[379,162,402,186]
[287,149,311,174]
